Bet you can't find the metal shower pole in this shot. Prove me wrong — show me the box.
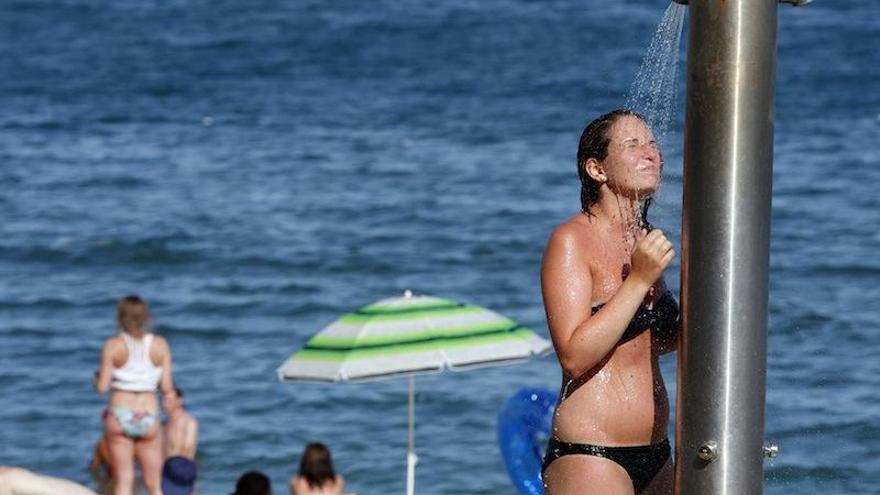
[668,0,799,493]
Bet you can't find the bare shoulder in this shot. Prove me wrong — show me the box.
[545,215,598,259]
[290,475,306,492]
[150,335,172,355]
[330,475,345,494]
[101,335,124,353]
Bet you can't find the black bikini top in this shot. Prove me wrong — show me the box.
[591,289,680,345]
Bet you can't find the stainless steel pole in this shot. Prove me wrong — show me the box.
[674,0,777,493]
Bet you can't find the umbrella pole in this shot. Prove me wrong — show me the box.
[407,375,418,495]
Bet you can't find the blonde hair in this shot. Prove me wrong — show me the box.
[117,295,151,334]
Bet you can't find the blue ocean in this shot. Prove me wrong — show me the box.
[1,1,878,493]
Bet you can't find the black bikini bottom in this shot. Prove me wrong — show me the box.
[542,437,671,493]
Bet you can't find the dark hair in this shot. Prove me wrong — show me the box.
[576,108,654,222]
[299,442,336,489]
[174,387,184,398]
[231,470,271,495]
[117,295,151,334]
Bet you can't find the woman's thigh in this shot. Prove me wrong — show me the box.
[543,455,635,495]
[134,423,163,474]
[104,414,135,472]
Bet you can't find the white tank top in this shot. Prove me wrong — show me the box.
[111,333,163,392]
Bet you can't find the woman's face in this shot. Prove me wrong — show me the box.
[601,115,662,197]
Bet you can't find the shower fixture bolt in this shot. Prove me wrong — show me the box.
[763,442,779,459]
[697,441,718,462]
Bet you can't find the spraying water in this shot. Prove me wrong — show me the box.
[625,2,687,143]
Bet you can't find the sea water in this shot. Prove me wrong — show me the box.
[1,1,878,493]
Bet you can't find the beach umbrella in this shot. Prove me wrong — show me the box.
[277,290,552,495]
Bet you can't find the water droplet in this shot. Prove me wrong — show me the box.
[625,2,686,144]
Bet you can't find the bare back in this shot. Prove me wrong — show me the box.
[290,475,345,495]
[96,333,173,411]
[165,411,198,459]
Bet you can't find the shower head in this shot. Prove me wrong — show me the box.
[671,0,812,4]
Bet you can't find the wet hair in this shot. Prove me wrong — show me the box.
[116,295,151,334]
[231,470,271,495]
[298,442,336,489]
[576,108,655,222]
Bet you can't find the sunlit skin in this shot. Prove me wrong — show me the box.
[289,475,346,495]
[95,315,174,495]
[163,390,199,460]
[0,467,98,495]
[541,115,676,495]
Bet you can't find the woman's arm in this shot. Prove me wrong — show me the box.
[157,336,174,395]
[94,339,116,394]
[542,227,673,378]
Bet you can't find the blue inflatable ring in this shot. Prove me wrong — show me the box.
[497,388,558,495]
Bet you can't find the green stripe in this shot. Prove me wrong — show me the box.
[308,320,515,348]
[293,329,535,361]
[339,304,484,324]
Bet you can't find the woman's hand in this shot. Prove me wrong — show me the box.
[629,229,674,288]
[95,339,117,394]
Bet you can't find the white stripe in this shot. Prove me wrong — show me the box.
[312,310,512,341]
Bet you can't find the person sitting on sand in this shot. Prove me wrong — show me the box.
[161,387,199,495]
[289,443,346,495]
[164,387,199,460]
[0,466,97,495]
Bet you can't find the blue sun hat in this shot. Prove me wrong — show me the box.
[161,456,197,495]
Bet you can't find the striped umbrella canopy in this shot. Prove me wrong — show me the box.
[276,290,551,495]
[276,290,550,382]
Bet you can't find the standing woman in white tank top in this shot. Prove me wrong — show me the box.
[95,295,174,495]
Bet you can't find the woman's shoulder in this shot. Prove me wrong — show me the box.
[148,334,171,360]
[102,334,124,350]
[289,475,301,490]
[290,475,322,495]
[547,215,599,253]
[551,213,597,237]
